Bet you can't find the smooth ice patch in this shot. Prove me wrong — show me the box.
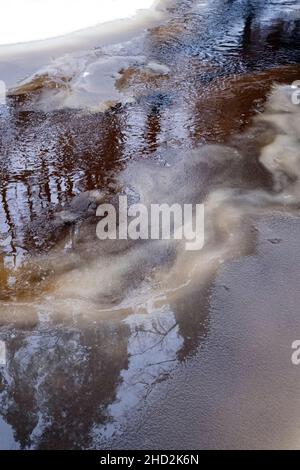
[0,341,6,366]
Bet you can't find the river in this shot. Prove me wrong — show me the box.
[0,0,300,450]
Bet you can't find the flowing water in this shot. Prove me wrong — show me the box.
[0,0,300,450]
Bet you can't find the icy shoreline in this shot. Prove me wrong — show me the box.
[0,0,161,46]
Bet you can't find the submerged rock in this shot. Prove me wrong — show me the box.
[7,52,145,112]
[8,74,71,97]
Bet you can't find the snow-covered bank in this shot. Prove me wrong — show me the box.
[0,0,161,45]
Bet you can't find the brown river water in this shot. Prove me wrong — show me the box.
[0,0,300,449]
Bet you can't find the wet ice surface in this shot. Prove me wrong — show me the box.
[0,0,300,449]
[107,216,300,450]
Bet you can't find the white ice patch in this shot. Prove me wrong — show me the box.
[0,0,160,45]
[258,84,300,192]
[0,341,6,366]
[0,80,6,105]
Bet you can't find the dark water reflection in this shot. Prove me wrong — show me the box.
[0,0,300,449]
[0,283,211,449]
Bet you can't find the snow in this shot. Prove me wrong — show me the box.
[0,0,159,45]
